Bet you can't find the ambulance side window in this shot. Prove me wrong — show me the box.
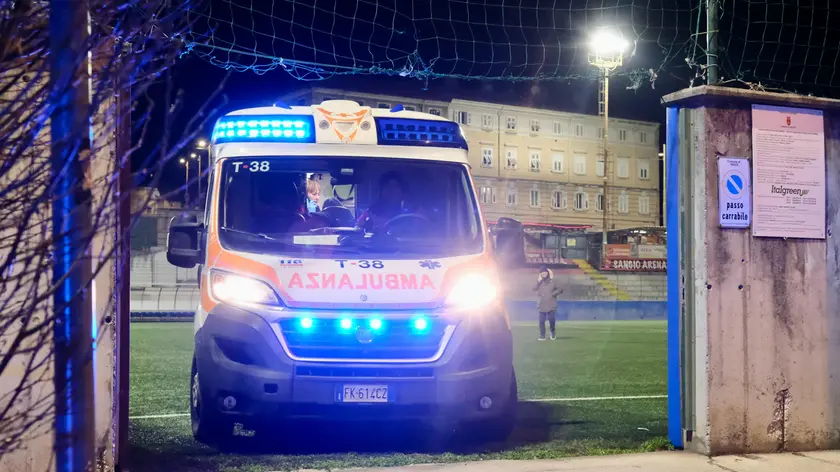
[457,170,479,240]
[197,169,215,286]
[204,170,215,228]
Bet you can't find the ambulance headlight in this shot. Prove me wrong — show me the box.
[210,270,280,307]
[445,273,499,311]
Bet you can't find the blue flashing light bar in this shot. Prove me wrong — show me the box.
[212,115,315,144]
[374,117,467,150]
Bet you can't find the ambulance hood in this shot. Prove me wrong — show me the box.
[245,253,481,309]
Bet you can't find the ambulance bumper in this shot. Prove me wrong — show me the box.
[193,303,514,427]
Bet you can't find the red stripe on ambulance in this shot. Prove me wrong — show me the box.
[288,273,436,290]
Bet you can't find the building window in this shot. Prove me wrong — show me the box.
[574,189,588,211]
[596,127,605,139]
[481,114,494,129]
[573,154,586,175]
[553,122,562,135]
[505,148,518,169]
[596,157,605,177]
[530,187,540,207]
[617,157,630,178]
[639,160,650,180]
[378,103,391,109]
[639,192,651,214]
[619,129,627,141]
[619,190,629,213]
[529,150,541,172]
[454,111,470,125]
[551,152,565,173]
[530,119,540,133]
[481,147,494,168]
[506,116,517,131]
[428,108,441,116]
[480,186,496,205]
[507,186,517,207]
[596,193,605,212]
[551,189,567,210]
[639,132,648,144]
[574,124,584,137]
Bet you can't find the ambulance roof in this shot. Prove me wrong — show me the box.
[225,102,451,121]
[210,100,469,166]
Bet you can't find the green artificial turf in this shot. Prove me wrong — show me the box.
[128,321,669,471]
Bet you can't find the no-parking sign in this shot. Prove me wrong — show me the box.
[718,157,751,228]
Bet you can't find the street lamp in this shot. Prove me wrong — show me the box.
[189,152,202,204]
[589,29,629,269]
[179,157,190,206]
[192,139,208,203]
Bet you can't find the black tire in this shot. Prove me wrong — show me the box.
[475,372,518,443]
[190,358,234,445]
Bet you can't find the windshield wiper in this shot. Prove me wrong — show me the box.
[220,226,275,241]
[337,232,401,252]
[306,226,363,235]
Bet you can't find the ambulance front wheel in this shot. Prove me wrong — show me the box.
[474,372,518,443]
[190,358,234,445]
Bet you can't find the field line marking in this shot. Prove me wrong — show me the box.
[129,413,189,419]
[527,394,666,402]
[128,395,666,419]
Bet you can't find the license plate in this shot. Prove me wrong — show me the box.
[340,384,389,403]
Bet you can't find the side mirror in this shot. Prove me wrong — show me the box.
[166,215,203,268]
[491,218,525,268]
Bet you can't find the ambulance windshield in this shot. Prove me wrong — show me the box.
[217,157,483,258]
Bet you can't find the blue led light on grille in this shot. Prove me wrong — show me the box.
[211,115,315,144]
[374,117,468,150]
[412,317,429,332]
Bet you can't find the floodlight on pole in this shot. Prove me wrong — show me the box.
[196,138,208,148]
[589,30,629,62]
[179,157,190,205]
[588,28,628,270]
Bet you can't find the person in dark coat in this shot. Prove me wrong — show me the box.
[533,265,563,340]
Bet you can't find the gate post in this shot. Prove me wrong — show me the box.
[663,86,840,455]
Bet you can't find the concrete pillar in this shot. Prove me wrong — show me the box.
[663,86,840,455]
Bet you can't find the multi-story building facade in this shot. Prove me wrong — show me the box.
[281,88,660,232]
[451,99,660,230]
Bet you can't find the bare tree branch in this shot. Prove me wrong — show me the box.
[0,0,228,467]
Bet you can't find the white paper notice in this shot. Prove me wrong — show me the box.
[750,104,826,239]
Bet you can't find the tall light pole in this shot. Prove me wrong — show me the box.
[589,29,629,268]
[190,152,200,202]
[195,138,208,205]
[179,157,190,206]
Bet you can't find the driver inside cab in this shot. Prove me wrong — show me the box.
[356,171,422,231]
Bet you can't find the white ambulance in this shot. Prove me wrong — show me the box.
[167,100,516,445]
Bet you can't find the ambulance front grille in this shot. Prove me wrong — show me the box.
[276,318,452,362]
